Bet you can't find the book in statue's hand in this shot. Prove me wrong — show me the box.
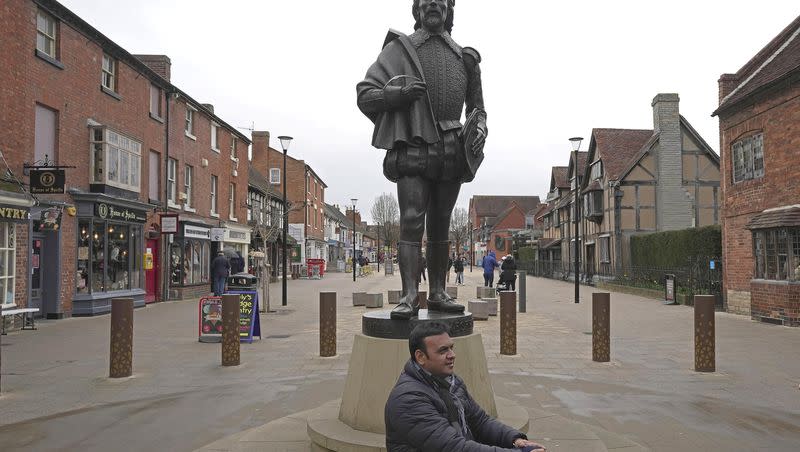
[461,108,486,180]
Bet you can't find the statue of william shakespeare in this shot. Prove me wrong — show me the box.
[357,0,487,320]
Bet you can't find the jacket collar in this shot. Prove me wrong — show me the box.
[409,29,462,57]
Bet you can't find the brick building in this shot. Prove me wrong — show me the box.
[468,195,541,263]
[486,202,527,258]
[713,16,800,326]
[0,0,250,316]
[250,132,328,267]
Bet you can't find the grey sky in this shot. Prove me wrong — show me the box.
[60,0,799,222]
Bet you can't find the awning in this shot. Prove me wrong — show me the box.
[746,206,800,229]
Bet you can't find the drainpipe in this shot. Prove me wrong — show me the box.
[613,183,623,276]
[161,89,172,302]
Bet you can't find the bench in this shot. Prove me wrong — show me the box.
[1,303,39,334]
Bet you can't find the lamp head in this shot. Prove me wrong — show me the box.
[277,136,293,152]
[569,137,584,152]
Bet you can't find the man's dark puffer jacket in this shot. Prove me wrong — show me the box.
[385,359,525,451]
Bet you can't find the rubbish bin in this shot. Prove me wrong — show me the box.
[227,272,258,291]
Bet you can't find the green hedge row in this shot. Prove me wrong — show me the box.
[630,225,721,268]
[516,246,536,262]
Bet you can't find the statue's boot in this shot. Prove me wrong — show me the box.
[390,241,422,320]
[426,240,464,314]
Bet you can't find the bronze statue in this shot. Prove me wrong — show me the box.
[357,0,487,320]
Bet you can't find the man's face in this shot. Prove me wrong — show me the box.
[416,332,456,377]
[418,0,448,32]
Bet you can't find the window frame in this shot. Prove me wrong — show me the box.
[149,84,163,120]
[269,168,281,185]
[89,127,142,193]
[732,133,764,184]
[36,9,57,59]
[185,106,196,138]
[167,158,177,204]
[228,182,237,220]
[101,53,117,92]
[210,175,219,215]
[0,223,16,305]
[184,165,193,208]
[752,227,800,281]
[211,122,220,152]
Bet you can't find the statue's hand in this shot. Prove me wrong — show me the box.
[472,121,487,156]
[384,81,427,108]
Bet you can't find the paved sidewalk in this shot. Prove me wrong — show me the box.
[0,270,799,451]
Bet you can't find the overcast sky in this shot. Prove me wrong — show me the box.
[60,0,798,222]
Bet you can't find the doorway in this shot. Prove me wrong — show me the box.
[31,232,60,318]
[145,238,160,303]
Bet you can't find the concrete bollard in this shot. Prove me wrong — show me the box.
[694,295,716,372]
[418,291,428,309]
[592,293,610,362]
[477,286,495,299]
[500,292,517,355]
[388,290,401,304]
[222,294,241,367]
[320,292,337,357]
[109,298,134,378]
[352,292,366,306]
[517,271,527,313]
[446,286,458,299]
[468,300,489,320]
[365,293,384,308]
[483,297,498,316]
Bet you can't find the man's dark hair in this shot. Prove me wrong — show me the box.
[412,0,455,34]
[409,322,451,360]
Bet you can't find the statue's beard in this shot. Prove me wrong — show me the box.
[422,12,444,30]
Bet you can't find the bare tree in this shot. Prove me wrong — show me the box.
[371,193,400,259]
[449,207,470,255]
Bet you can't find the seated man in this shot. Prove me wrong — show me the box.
[385,322,546,451]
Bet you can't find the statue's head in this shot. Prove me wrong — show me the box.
[412,0,455,34]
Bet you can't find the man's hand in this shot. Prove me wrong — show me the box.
[472,121,487,156]
[513,437,546,450]
[384,81,427,108]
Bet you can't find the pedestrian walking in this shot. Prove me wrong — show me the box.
[211,251,231,296]
[482,251,498,287]
[454,254,465,285]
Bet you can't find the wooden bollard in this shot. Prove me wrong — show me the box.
[500,292,517,355]
[222,294,241,367]
[320,292,337,357]
[592,293,610,362]
[109,298,134,378]
[694,295,716,372]
[417,291,428,309]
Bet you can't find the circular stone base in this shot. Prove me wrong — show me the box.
[362,309,473,339]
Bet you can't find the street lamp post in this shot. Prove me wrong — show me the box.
[278,136,293,306]
[569,136,584,304]
[351,198,358,282]
[468,220,473,272]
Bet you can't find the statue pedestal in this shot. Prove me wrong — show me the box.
[307,309,529,451]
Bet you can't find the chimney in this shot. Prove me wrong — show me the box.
[250,131,271,179]
[718,74,739,104]
[651,93,691,231]
[201,104,214,114]
[134,54,171,81]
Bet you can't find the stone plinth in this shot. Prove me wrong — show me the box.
[362,310,472,339]
[468,300,488,320]
[365,294,383,308]
[446,286,458,299]
[387,290,401,304]
[338,333,498,436]
[483,297,498,316]
[352,292,367,306]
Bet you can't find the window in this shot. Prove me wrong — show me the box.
[148,151,160,201]
[600,237,610,263]
[149,84,162,118]
[101,54,117,92]
[36,10,57,58]
[584,191,603,218]
[81,221,142,293]
[753,227,800,281]
[167,158,177,203]
[590,161,603,180]
[185,107,195,137]
[229,183,236,219]
[231,136,238,159]
[732,133,764,183]
[90,127,142,192]
[171,239,210,285]
[210,175,218,214]
[0,223,16,304]
[269,168,281,184]
[35,104,57,165]
[211,123,220,151]
[184,165,193,207]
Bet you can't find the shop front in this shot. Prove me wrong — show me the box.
[169,222,212,300]
[222,223,250,274]
[0,192,33,314]
[72,196,149,315]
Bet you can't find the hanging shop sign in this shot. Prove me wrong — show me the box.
[38,207,62,231]
[30,169,65,194]
[95,203,147,222]
[160,214,178,234]
[210,228,225,242]
[0,204,30,223]
[184,224,210,240]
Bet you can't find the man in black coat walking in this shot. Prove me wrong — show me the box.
[385,322,546,451]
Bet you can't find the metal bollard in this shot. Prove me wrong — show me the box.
[320,292,337,357]
[500,292,517,355]
[222,294,241,367]
[109,298,134,378]
[694,295,716,372]
[517,271,527,313]
[592,293,610,362]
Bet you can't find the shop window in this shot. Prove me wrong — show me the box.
[92,221,106,292]
[174,239,210,285]
[170,242,182,285]
[0,223,16,304]
[90,127,142,192]
[107,224,130,290]
[77,220,90,294]
[130,225,142,289]
[753,227,800,281]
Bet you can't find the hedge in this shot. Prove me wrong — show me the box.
[516,246,536,262]
[630,225,721,268]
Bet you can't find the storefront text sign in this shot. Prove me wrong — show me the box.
[0,205,30,222]
[184,225,210,240]
[228,291,261,343]
[30,169,65,194]
[199,293,260,344]
[95,203,146,222]
[160,214,178,234]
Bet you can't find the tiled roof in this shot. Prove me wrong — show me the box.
[569,152,589,180]
[470,195,541,217]
[324,203,350,225]
[746,205,800,229]
[248,166,282,199]
[538,238,562,249]
[715,15,800,115]
[551,166,569,189]
[591,128,655,181]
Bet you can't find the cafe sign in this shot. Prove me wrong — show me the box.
[0,204,31,223]
[95,203,147,223]
[30,169,65,194]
